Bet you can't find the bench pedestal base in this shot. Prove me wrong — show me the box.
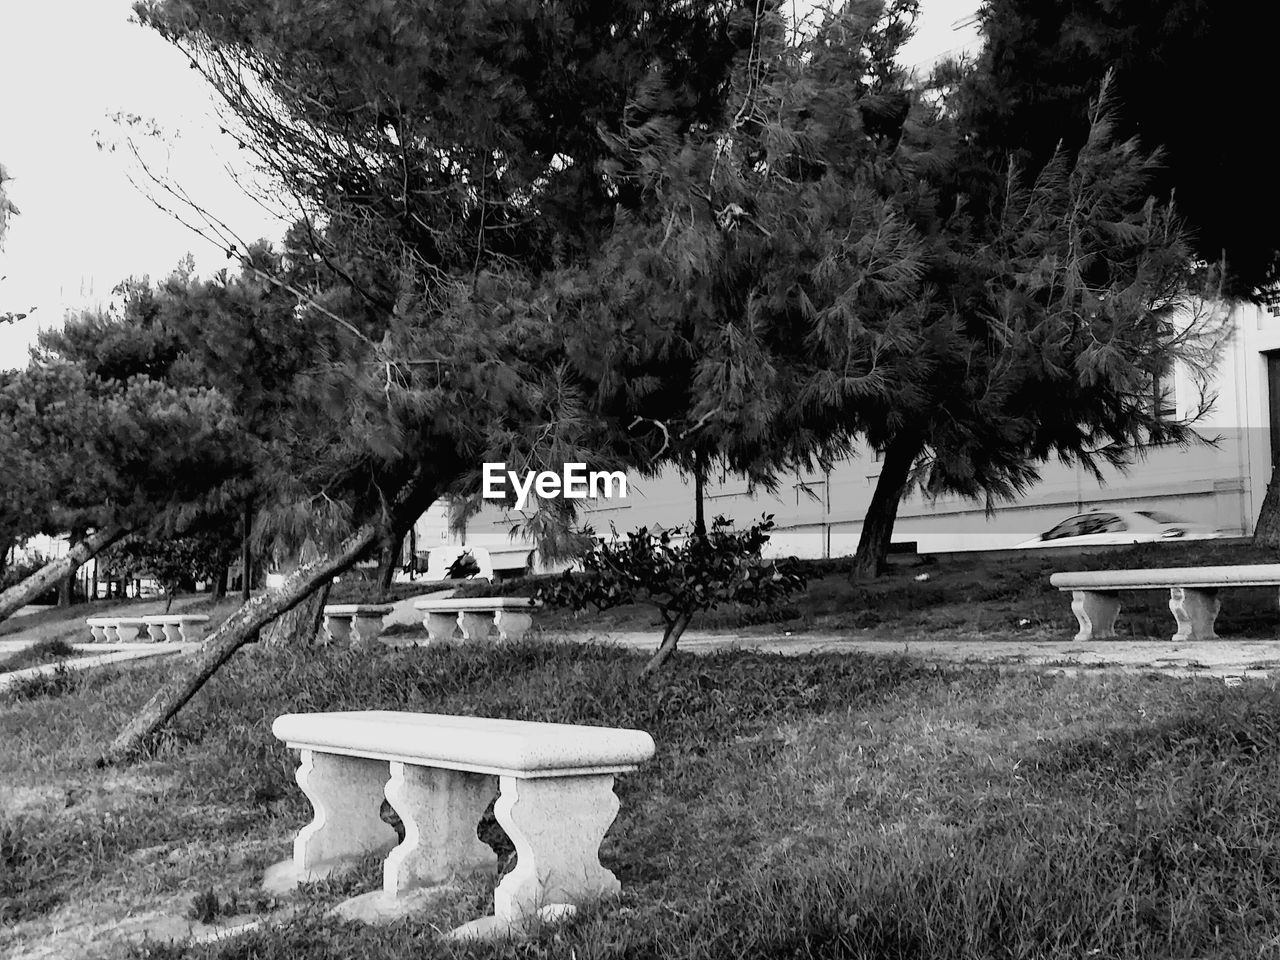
[293,751,397,873]
[1069,590,1121,641]
[424,613,459,643]
[493,773,621,922]
[494,611,533,642]
[458,612,493,641]
[383,764,496,895]
[1169,587,1221,642]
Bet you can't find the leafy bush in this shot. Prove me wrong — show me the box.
[537,516,805,674]
[98,533,233,610]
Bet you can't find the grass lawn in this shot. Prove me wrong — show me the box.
[3,635,1280,959]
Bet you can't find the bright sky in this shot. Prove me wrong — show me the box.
[0,0,980,372]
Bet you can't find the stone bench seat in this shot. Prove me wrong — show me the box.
[268,710,655,937]
[1049,563,1280,641]
[321,604,394,646]
[414,597,540,643]
[141,614,210,643]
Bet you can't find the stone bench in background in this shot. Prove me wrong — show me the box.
[142,614,210,643]
[1050,563,1280,642]
[321,604,394,646]
[86,614,209,643]
[267,710,655,937]
[414,597,540,643]
[86,616,150,643]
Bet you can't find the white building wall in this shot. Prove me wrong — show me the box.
[420,301,1279,567]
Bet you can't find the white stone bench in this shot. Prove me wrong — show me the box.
[142,614,210,643]
[86,616,150,643]
[321,604,394,646]
[1050,563,1280,642]
[268,710,655,936]
[414,597,540,643]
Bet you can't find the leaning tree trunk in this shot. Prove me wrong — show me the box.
[0,524,127,623]
[850,432,925,581]
[101,520,385,765]
[1254,467,1280,549]
[262,538,331,647]
[639,611,695,677]
[101,472,444,764]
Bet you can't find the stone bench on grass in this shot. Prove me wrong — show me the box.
[87,614,210,643]
[142,614,210,643]
[266,710,655,937]
[86,616,151,643]
[1050,563,1280,642]
[414,597,540,643]
[321,604,394,646]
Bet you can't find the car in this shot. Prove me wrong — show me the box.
[1013,509,1223,549]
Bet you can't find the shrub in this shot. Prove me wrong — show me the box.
[537,516,805,674]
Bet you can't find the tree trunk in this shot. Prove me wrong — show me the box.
[0,524,127,623]
[1254,467,1280,549]
[101,472,444,764]
[693,449,706,540]
[262,538,331,647]
[101,520,384,765]
[640,611,694,676]
[59,527,85,607]
[376,527,405,597]
[211,564,227,601]
[850,432,925,580]
[240,497,253,603]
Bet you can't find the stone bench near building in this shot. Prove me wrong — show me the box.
[414,597,540,643]
[86,614,210,643]
[1050,563,1280,642]
[266,710,655,937]
[321,604,394,646]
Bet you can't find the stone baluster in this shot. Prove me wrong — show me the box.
[1068,590,1121,641]
[382,764,497,896]
[491,774,622,925]
[1169,586,1221,642]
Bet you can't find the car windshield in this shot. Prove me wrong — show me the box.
[1136,511,1184,524]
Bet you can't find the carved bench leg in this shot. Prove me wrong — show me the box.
[119,624,145,643]
[350,614,386,648]
[89,624,109,643]
[494,611,533,642]
[492,774,622,925]
[293,750,396,875]
[382,764,497,897]
[146,623,167,642]
[423,612,459,643]
[1169,587,1221,642]
[323,615,352,645]
[1069,590,1120,641]
[457,612,494,642]
[161,623,183,643]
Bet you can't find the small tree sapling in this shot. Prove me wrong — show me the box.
[537,516,805,676]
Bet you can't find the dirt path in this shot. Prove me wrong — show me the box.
[565,629,1280,679]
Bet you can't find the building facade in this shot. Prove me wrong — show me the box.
[416,301,1280,570]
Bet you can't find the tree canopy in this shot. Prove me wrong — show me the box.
[963,0,1280,301]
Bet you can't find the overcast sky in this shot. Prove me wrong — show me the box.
[0,0,980,371]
